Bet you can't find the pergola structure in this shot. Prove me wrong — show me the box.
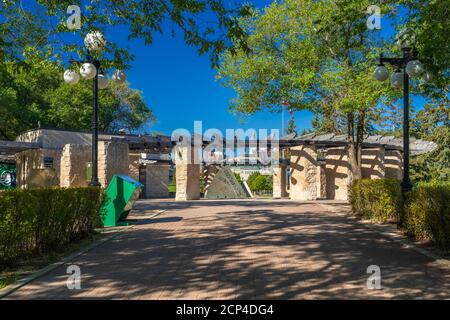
[170,132,437,201]
[1,128,437,201]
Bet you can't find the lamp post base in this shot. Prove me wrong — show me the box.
[89,179,101,187]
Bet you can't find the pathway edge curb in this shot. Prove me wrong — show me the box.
[0,209,167,299]
[318,203,450,269]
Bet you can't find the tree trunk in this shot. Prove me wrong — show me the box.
[346,112,362,186]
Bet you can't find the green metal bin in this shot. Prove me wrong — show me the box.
[101,174,143,227]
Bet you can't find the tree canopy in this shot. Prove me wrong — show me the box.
[0,51,153,140]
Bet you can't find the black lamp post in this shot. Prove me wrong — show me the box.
[373,33,432,195]
[63,31,126,187]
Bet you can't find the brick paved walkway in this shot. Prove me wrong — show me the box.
[5,199,450,299]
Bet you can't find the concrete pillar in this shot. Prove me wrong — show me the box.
[60,144,91,187]
[273,163,288,198]
[361,147,385,179]
[385,150,403,179]
[325,147,350,201]
[289,145,318,200]
[175,146,200,200]
[144,163,170,198]
[98,141,129,187]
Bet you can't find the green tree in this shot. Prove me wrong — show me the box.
[286,117,297,136]
[410,100,450,182]
[217,0,395,182]
[0,0,252,68]
[0,52,153,139]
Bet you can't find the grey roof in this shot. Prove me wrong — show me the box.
[280,132,437,155]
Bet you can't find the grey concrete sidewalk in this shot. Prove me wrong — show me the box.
[4,199,450,299]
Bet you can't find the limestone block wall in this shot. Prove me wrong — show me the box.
[273,164,288,198]
[15,148,61,189]
[98,141,129,187]
[325,147,350,201]
[289,145,318,201]
[144,164,170,198]
[385,150,403,179]
[175,146,200,201]
[60,144,91,187]
[361,147,385,179]
[176,164,200,200]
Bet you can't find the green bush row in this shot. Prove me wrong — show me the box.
[350,179,450,250]
[0,187,104,266]
[349,179,402,223]
[404,182,450,250]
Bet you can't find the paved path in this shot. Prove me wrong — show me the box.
[5,199,450,299]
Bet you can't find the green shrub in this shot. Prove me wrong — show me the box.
[0,187,104,267]
[404,182,450,250]
[350,179,402,223]
[247,172,272,192]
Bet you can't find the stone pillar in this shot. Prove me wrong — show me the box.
[316,164,327,199]
[98,141,129,187]
[128,153,140,182]
[289,145,318,201]
[144,163,170,198]
[385,150,403,179]
[60,144,91,187]
[273,163,288,198]
[325,147,350,201]
[361,147,385,179]
[175,146,200,201]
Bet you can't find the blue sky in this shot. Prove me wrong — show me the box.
[58,1,427,136]
[106,0,305,136]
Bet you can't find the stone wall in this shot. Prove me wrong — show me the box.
[325,147,350,201]
[15,149,61,188]
[273,164,288,198]
[98,141,129,187]
[361,147,385,179]
[289,145,318,200]
[385,150,403,179]
[60,144,91,187]
[144,164,170,198]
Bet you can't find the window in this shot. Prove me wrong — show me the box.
[43,156,54,168]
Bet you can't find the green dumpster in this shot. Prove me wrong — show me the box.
[101,174,143,227]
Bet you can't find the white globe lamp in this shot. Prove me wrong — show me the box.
[97,74,109,89]
[390,70,404,88]
[112,70,126,84]
[80,63,97,80]
[63,69,80,85]
[373,65,389,82]
[84,31,106,52]
[405,60,424,77]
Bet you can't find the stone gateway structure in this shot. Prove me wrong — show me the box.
[0,128,436,202]
[4,128,172,199]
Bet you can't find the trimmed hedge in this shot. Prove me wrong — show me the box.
[350,179,402,223]
[404,182,450,250]
[0,187,104,266]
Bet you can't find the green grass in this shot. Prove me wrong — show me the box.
[0,233,104,290]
